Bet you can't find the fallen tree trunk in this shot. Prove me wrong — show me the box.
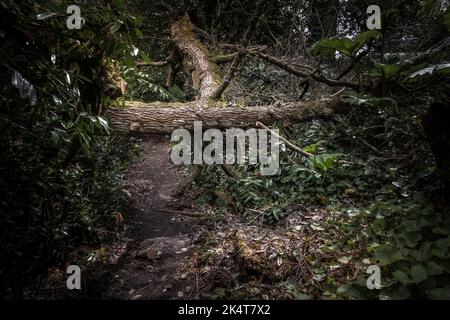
[107,15,347,135]
[107,99,343,134]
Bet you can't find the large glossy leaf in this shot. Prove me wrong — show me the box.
[369,63,401,79]
[405,63,450,80]
[36,12,57,20]
[310,30,381,57]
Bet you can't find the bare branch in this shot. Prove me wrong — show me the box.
[255,122,314,158]
[253,51,359,89]
[136,60,169,67]
[210,0,268,100]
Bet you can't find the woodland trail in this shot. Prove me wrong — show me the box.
[101,135,200,300]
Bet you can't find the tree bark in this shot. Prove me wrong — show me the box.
[107,15,348,135]
[170,15,221,99]
[107,99,342,134]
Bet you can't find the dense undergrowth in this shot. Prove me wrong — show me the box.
[0,0,142,298]
[192,94,450,299]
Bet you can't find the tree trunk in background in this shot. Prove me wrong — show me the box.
[422,101,450,195]
[170,15,221,100]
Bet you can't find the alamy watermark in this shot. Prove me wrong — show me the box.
[66,265,81,290]
[170,121,281,176]
[366,265,382,290]
[66,5,85,30]
[367,5,382,30]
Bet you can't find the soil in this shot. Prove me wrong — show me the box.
[33,135,352,300]
[98,135,201,300]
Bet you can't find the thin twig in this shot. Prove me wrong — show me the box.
[255,121,314,158]
[156,208,204,217]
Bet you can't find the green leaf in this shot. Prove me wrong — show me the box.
[405,63,450,80]
[310,30,381,57]
[374,246,404,266]
[112,0,125,9]
[401,218,429,232]
[426,261,445,276]
[310,37,354,57]
[401,231,422,248]
[139,52,152,64]
[337,255,353,264]
[410,265,428,283]
[379,287,410,300]
[427,286,450,300]
[342,91,396,107]
[110,21,122,34]
[369,63,401,79]
[135,28,144,39]
[392,270,410,284]
[337,284,364,299]
[302,141,324,155]
[432,226,450,235]
[311,153,341,172]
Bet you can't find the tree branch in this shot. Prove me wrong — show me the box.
[255,122,314,158]
[210,0,268,100]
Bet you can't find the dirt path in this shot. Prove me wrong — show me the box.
[102,135,200,300]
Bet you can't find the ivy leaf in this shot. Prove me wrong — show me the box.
[392,270,410,284]
[400,231,422,248]
[401,218,430,232]
[432,226,450,235]
[337,255,353,264]
[427,261,445,276]
[337,284,364,299]
[427,286,450,300]
[379,288,410,300]
[410,265,428,283]
[374,246,405,266]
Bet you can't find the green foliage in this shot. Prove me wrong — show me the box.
[368,63,401,80]
[310,154,341,173]
[0,0,141,298]
[121,67,173,101]
[405,63,450,81]
[310,31,381,58]
[342,91,397,108]
[194,92,448,299]
[338,196,450,300]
